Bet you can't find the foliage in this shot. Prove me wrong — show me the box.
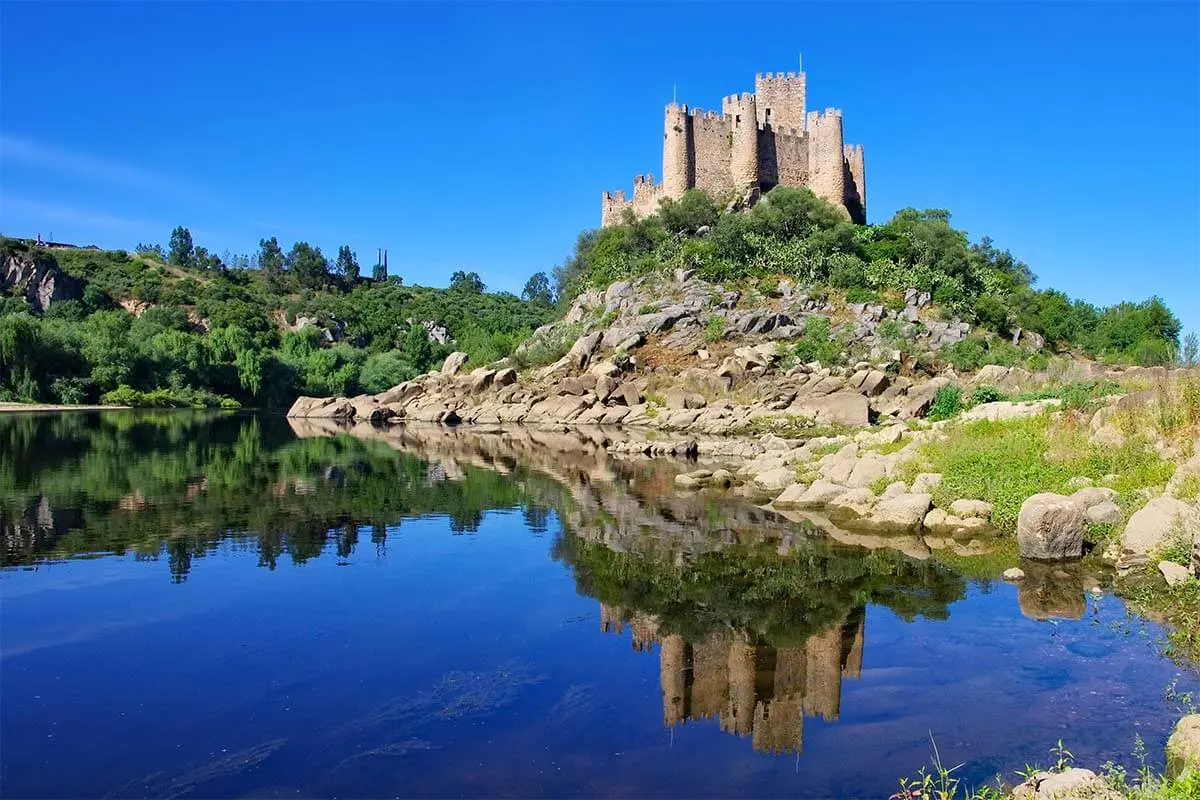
[0,234,553,408]
[928,385,965,421]
[703,315,726,343]
[521,271,553,306]
[554,189,1180,366]
[791,315,844,365]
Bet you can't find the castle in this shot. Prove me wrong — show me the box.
[601,67,866,226]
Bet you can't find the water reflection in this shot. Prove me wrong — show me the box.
[2,413,1193,797]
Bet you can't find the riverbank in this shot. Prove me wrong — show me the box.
[0,402,131,413]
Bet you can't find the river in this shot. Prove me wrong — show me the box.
[1,412,1195,798]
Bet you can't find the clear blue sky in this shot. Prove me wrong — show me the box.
[1,2,1197,336]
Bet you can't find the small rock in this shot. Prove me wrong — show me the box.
[710,469,734,488]
[441,351,469,376]
[949,499,994,519]
[753,467,797,493]
[1003,567,1025,581]
[674,474,701,490]
[911,473,943,494]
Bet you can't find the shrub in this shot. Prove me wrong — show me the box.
[927,385,964,421]
[704,315,726,343]
[969,385,1007,406]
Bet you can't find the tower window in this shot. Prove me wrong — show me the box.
[765,108,772,123]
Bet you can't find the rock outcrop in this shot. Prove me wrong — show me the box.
[1,250,82,312]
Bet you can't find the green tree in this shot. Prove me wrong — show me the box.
[167,226,195,268]
[336,245,360,284]
[521,272,553,306]
[400,322,435,374]
[449,270,484,293]
[258,236,285,291]
[286,242,329,291]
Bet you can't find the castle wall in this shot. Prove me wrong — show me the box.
[691,110,733,200]
[769,128,810,190]
[754,72,807,132]
[843,143,867,224]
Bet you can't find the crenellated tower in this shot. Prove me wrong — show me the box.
[601,63,866,226]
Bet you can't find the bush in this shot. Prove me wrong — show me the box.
[927,385,964,420]
[704,316,726,343]
[969,385,1007,406]
[792,316,843,365]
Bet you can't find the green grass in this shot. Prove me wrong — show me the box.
[901,416,1175,533]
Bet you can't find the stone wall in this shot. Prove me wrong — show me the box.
[754,71,806,132]
[691,109,733,199]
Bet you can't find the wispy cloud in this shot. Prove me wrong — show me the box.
[0,195,160,234]
[0,132,208,203]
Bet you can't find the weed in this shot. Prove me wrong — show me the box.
[703,315,726,343]
[1050,738,1075,772]
[637,302,661,315]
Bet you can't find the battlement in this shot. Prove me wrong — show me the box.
[602,65,864,226]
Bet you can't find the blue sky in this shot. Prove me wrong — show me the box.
[1,2,1197,335]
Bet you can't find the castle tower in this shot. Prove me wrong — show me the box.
[754,71,807,131]
[807,108,847,218]
[663,103,692,200]
[724,93,760,193]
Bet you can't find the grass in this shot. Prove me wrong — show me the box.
[896,733,1200,800]
[900,415,1175,533]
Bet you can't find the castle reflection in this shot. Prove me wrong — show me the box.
[599,604,864,754]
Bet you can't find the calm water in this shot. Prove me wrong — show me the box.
[1,412,1196,799]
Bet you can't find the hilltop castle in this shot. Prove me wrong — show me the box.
[602,67,866,226]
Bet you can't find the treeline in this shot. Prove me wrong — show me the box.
[553,188,1186,366]
[0,232,555,407]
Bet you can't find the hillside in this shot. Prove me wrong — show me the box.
[1,187,1192,410]
[0,235,554,408]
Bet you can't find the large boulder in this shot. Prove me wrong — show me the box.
[441,351,469,376]
[1012,768,1119,800]
[665,388,707,410]
[286,396,355,419]
[867,493,932,532]
[1017,493,1086,560]
[793,391,870,427]
[1167,714,1200,778]
[1120,497,1198,564]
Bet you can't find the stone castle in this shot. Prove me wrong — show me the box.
[601,67,866,226]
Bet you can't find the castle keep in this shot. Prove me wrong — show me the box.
[602,68,866,226]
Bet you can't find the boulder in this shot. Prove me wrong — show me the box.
[793,391,870,427]
[674,474,701,490]
[493,367,518,387]
[792,480,847,508]
[613,383,642,407]
[869,493,932,531]
[845,458,887,489]
[733,346,769,368]
[911,473,943,494]
[566,331,603,370]
[1167,714,1200,778]
[1121,497,1198,562]
[1012,768,1118,800]
[1070,486,1118,515]
[1159,560,1192,587]
[710,469,734,488]
[1003,567,1025,581]
[441,352,469,376]
[1085,501,1122,524]
[468,367,496,392]
[860,370,890,397]
[665,388,707,410]
[959,399,1060,422]
[752,467,796,493]
[595,375,616,403]
[1017,493,1086,560]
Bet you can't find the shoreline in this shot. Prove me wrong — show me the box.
[0,403,132,413]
